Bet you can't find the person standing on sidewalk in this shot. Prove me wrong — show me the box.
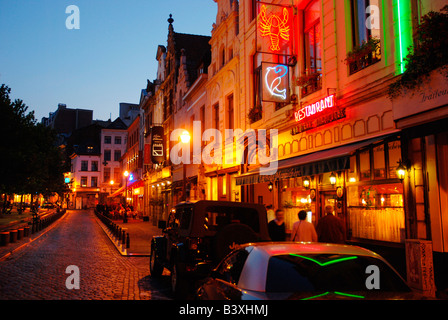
[268,209,286,241]
[316,205,345,243]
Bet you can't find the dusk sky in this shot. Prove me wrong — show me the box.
[0,0,217,122]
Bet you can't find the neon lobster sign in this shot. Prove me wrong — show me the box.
[258,4,291,52]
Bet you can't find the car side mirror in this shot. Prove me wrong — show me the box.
[196,263,213,277]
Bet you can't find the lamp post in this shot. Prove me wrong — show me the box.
[123,171,129,223]
[180,130,191,202]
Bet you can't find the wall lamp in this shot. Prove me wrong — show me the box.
[329,172,337,186]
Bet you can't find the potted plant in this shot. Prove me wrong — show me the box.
[345,37,381,65]
[388,6,448,99]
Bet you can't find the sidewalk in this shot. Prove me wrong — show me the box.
[0,209,64,261]
[96,215,163,257]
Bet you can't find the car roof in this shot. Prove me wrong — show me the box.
[244,242,383,258]
[237,242,386,292]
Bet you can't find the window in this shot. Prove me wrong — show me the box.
[213,103,219,131]
[104,150,111,162]
[91,161,98,172]
[113,168,120,184]
[115,136,121,144]
[80,176,87,187]
[114,150,121,162]
[253,54,262,112]
[265,254,410,293]
[216,249,250,285]
[104,136,111,144]
[347,139,405,243]
[81,161,88,171]
[103,167,111,183]
[304,1,322,75]
[348,0,381,74]
[300,0,322,97]
[227,94,234,130]
[91,177,98,187]
[350,0,380,48]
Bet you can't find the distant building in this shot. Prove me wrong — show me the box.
[119,102,140,126]
[69,144,101,210]
[41,103,93,135]
[99,117,128,203]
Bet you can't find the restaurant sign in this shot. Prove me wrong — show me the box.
[291,94,346,135]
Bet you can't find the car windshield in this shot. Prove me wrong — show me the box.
[204,206,260,232]
[265,254,410,294]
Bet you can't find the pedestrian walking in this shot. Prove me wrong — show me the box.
[290,210,317,242]
[268,209,286,241]
[316,205,345,243]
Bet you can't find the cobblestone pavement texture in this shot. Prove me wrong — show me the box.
[0,210,173,300]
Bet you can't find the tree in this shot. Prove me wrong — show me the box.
[0,84,68,212]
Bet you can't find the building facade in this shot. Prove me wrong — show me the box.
[133,0,448,297]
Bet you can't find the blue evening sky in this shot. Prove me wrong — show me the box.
[0,0,217,122]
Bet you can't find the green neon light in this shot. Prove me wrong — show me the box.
[334,291,365,299]
[301,291,365,300]
[301,292,330,300]
[395,0,413,74]
[289,254,358,266]
[397,0,404,73]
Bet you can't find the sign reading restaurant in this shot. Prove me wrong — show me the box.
[291,94,346,135]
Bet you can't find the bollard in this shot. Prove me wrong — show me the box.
[9,230,18,243]
[17,228,24,240]
[0,232,10,247]
[121,230,126,244]
[126,233,130,249]
[23,226,30,237]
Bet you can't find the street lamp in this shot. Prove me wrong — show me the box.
[329,172,337,186]
[303,177,310,189]
[396,161,406,181]
[180,130,191,201]
[123,171,129,223]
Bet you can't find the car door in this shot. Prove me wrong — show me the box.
[198,249,250,300]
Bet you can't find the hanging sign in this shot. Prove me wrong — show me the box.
[257,2,294,55]
[151,126,165,164]
[262,62,290,103]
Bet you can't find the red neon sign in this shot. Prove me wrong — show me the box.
[259,4,290,52]
[294,94,335,122]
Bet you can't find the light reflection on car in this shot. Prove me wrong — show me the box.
[195,242,423,300]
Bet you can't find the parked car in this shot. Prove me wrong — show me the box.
[195,242,423,300]
[149,200,271,297]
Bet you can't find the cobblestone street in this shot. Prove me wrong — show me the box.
[0,210,172,300]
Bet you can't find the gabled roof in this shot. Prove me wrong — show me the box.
[106,117,128,130]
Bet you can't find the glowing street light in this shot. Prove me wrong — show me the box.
[329,172,337,186]
[123,171,129,223]
[181,130,191,201]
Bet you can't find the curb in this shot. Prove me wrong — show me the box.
[0,211,68,261]
[93,211,150,257]
[94,214,129,256]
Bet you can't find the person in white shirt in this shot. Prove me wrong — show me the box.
[290,210,318,242]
